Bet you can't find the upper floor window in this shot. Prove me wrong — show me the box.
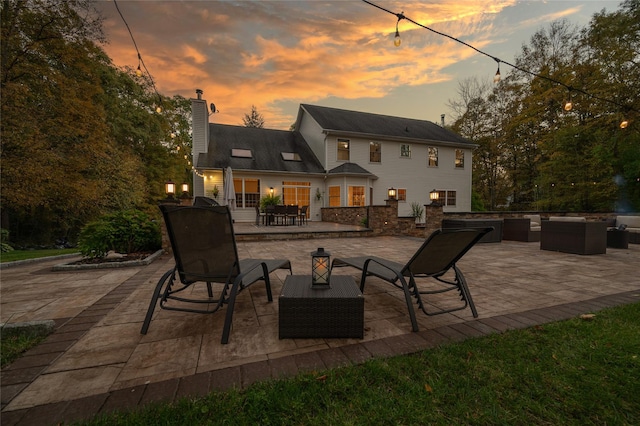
[455,149,464,168]
[400,144,411,158]
[428,147,438,167]
[370,142,381,163]
[337,139,350,161]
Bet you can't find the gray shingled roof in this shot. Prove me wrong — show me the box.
[196,124,325,173]
[327,162,377,178]
[300,104,472,145]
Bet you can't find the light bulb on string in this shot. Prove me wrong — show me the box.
[564,88,573,111]
[620,119,629,129]
[136,53,143,77]
[493,58,501,83]
[564,100,572,111]
[393,14,403,47]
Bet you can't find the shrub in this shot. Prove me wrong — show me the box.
[78,210,160,258]
[410,201,424,221]
[1,229,14,253]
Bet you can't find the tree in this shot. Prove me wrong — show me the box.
[448,4,639,212]
[0,0,193,245]
[242,105,265,128]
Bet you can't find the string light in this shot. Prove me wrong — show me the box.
[114,0,165,114]
[363,0,635,127]
[493,58,501,83]
[135,53,143,77]
[394,13,404,47]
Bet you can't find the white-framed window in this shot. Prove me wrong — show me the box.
[337,138,350,161]
[432,189,457,206]
[400,144,411,158]
[455,149,464,168]
[282,181,310,206]
[329,186,341,207]
[348,186,365,206]
[428,147,438,167]
[370,141,381,163]
[233,178,260,208]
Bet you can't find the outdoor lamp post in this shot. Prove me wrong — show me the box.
[165,181,176,199]
[179,182,191,205]
[388,187,397,200]
[311,247,331,288]
[430,189,440,206]
[270,187,274,196]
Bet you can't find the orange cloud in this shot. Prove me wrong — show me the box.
[98,1,518,129]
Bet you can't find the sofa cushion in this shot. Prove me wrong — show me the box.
[549,216,586,222]
[523,214,541,227]
[616,216,640,229]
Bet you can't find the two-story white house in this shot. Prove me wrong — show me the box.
[191,92,476,223]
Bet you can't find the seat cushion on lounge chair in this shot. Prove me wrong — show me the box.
[549,216,586,222]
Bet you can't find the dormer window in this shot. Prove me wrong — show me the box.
[281,152,301,161]
[231,148,252,158]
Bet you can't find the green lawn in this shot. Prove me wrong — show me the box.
[0,248,78,263]
[1,324,53,367]
[82,302,640,425]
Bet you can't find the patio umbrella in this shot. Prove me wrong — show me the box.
[223,166,236,210]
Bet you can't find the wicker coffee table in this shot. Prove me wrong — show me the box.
[279,275,364,339]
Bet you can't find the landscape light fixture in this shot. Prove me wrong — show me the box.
[269,187,274,195]
[181,182,189,195]
[311,248,331,288]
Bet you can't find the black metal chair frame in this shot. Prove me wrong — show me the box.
[141,205,292,344]
[331,227,492,332]
[298,205,308,226]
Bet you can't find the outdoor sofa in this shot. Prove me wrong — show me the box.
[540,216,607,255]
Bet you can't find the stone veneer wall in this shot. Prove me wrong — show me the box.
[321,204,622,239]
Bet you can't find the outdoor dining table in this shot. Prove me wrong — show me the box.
[266,205,298,226]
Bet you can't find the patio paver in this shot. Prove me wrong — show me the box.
[1,230,639,425]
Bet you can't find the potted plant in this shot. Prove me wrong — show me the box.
[410,201,424,224]
[259,194,281,212]
[208,185,219,200]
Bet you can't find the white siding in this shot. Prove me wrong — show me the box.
[321,134,472,214]
[191,98,209,197]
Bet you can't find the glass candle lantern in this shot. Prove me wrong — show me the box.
[311,247,331,288]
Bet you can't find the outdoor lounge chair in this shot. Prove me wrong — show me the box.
[193,195,219,206]
[331,227,492,332]
[141,205,292,344]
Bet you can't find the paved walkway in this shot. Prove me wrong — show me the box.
[1,235,639,425]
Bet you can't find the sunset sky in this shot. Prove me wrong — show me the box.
[96,1,619,130]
